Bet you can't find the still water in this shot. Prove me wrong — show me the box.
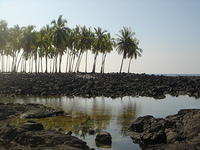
[0,95,200,150]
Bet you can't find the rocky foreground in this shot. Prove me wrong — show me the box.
[129,109,200,150]
[0,103,92,150]
[0,73,200,98]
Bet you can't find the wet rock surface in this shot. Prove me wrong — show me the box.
[129,109,200,150]
[0,121,91,150]
[0,73,199,98]
[0,103,64,120]
[95,131,112,147]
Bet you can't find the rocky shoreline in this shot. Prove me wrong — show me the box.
[0,103,92,150]
[0,73,200,98]
[0,102,200,149]
[129,109,200,150]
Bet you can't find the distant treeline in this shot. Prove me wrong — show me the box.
[0,15,142,73]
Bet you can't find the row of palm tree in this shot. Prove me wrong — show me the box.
[0,15,142,73]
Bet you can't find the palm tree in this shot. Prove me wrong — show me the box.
[0,17,142,74]
[7,25,23,72]
[0,20,8,72]
[79,26,94,73]
[116,27,142,73]
[66,28,77,72]
[73,26,82,72]
[92,27,107,73]
[127,38,142,73]
[39,25,53,73]
[51,15,69,73]
[100,33,114,73]
[20,25,37,72]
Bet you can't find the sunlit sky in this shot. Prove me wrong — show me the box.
[0,0,200,74]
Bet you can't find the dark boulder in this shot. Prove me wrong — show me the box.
[95,131,112,147]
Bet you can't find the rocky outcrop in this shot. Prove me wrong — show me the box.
[0,73,199,99]
[129,109,200,150]
[95,131,112,147]
[0,103,64,120]
[0,121,92,150]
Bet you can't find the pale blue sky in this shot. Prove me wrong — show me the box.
[0,0,200,74]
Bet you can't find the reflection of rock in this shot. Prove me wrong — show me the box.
[95,131,112,147]
[0,103,64,120]
[0,121,92,150]
[0,73,199,98]
[129,109,200,150]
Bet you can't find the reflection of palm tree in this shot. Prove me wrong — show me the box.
[90,97,111,131]
[31,97,113,138]
[117,99,137,136]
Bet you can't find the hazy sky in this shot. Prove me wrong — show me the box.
[0,0,200,74]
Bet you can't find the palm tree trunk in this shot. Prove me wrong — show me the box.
[1,55,4,72]
[20,59,23,72]
[38,57,40,73]
[24,59,27,73]
[92,53,98,73]
[52,58,55,73]
[85,51,88,73]
[6,56,8,72]
[59,54,62,73]
[71,55,75,72]
[68,53,72,72]
[77,52,83,72]
[8,56,11,72]
[102,53,107,73]
[120,56,124,73]
[50,59,52,73]
[74,50,83,72]
[35,57,37,73]
[31,56,34,73]
[74,51,81,72]
[5,55,8,72]
[16,53,23,72]
[11,56,15,72]
[128,58,132,73]
[29,58,31,73]
[55,55,58,73]
[0,55,1,72]
[100,53,104,73]
[66,51,69,73]
[45,55,48,73]
[40,57,43,73]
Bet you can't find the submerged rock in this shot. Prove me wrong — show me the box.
[21,121,44,131]
[95,131,112,147]
[88,128,95,135]
[129,109,200,150]
[0,103,64,120]
[0,121,92,150]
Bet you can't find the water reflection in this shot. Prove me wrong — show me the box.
[117,99,136,136]
[0,95,200,150]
